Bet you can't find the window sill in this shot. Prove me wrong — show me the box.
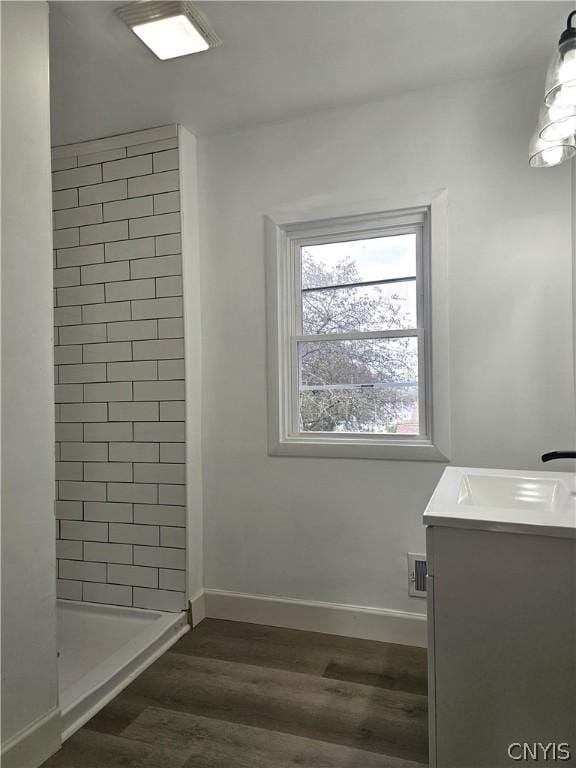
[269,436,449,462]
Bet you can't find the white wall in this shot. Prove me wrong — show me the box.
[198,66,575,616]
[179,126,204,611]
[1,2,60,765]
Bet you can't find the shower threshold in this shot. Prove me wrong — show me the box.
[57,599,189,740]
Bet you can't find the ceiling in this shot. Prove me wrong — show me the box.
[49,1,573,145]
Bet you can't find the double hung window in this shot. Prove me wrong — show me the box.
[266,206,446,460]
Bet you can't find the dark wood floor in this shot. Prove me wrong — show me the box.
[43,619,428,768]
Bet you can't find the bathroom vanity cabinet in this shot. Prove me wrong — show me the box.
[424,467,576,768]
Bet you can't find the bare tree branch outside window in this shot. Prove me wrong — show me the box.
[299,251,419,434]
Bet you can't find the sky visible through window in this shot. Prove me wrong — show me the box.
[301,234,416,289]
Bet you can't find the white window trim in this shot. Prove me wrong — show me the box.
[265,191,451,461]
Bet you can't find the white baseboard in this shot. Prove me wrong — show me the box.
[189,589,206,627]
[203,589,427,647]
[1,706,61,768]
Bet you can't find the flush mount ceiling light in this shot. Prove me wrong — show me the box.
[116,1,221,60]
[530,10,576,168]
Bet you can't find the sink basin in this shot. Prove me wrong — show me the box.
[457,474,562,511]
[423,466,576,539]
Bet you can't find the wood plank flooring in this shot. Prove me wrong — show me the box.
[42,619,428,768]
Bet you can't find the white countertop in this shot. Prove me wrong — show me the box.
[423,466,576,539]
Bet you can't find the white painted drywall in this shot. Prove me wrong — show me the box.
[198,66,575,615]
[179,126,204,609]
[1,1,60,762]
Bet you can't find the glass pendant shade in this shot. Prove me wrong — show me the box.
[544,13,576,108]
[529,131,576,168]
[538,102,576,141]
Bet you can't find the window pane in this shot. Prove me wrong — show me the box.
[301,234,416,290]
[302,280,416,334]
[299,338,419,434]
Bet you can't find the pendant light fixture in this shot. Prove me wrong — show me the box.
[529,132,576,168]
[530,10,576,167]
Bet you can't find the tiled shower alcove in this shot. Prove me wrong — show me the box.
[53,125,188,613]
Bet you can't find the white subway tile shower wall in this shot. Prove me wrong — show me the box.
[52,126,186,612]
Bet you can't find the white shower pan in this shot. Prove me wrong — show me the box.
[57,599,189,740]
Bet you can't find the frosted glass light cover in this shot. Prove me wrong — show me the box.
[529,131,576,168]
[132,15,209,59]
[545,38,576,108]
[538,102,576,141]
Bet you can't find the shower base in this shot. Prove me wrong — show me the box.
[57,599,189,740]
